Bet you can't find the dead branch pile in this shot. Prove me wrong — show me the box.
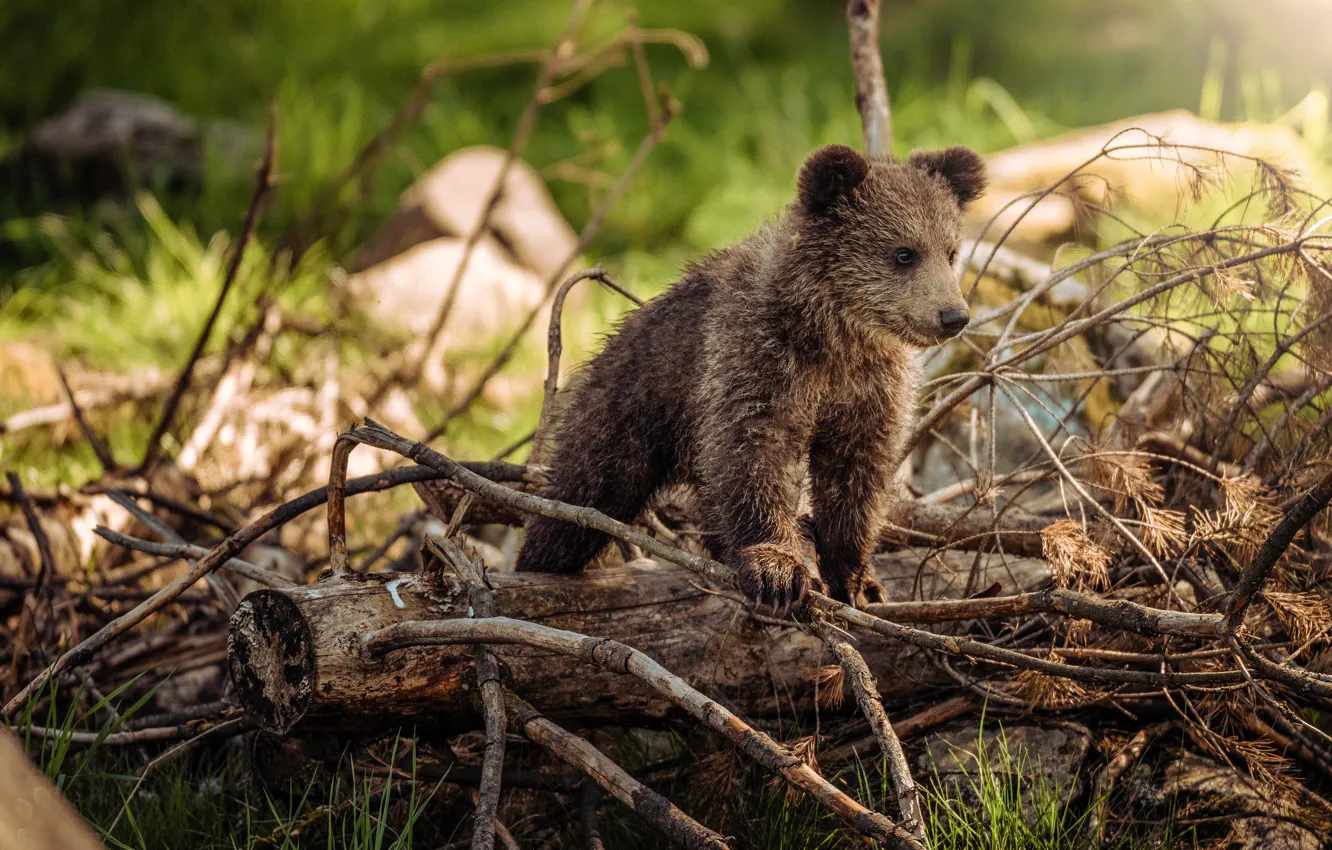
[5,1,1332,847]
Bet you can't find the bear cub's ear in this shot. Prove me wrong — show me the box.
[907,145,987,207]
[798,144,870,215]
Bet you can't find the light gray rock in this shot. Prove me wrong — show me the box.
[1217,817,1322,850]
[915,720,1093,817]
[351,145,579,281]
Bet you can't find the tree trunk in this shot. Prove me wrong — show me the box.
[227,549,1048,734]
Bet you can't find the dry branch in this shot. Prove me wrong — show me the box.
[530,266,641,463]
[846,0,891,156]
[55,365,117,472]
[5,473,54,598]
[412,473,1060,558]
[581,780,606,850]
[507,695,731,850]
[139,114,276,474]
[3,462,519,717]
[425,534,508,850]
[1087,722,1171,843]
[367,616,920,847]
[92,527,294,589]
[812,619,925,841]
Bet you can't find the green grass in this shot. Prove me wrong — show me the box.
[8,686,1201,850]
[15,685,444,850]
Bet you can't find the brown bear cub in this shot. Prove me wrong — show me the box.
[515,143,986,608]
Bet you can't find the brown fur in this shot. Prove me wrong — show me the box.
[515,143,987,607]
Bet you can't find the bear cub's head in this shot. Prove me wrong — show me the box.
[793,143,986,348]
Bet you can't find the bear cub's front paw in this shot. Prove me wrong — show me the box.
[735,543,826,613]
[826,567,886,608]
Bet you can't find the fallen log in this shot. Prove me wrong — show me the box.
[227,548,1048,734]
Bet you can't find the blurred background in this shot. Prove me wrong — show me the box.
[3,0,1332,487]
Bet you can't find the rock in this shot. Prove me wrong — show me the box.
[345,146,586,362]
[1154,752,1266,809]
[346,235,548,352]
[1,91,203,208]
[1140,752,1329,839]
[973,109,1324,246]
[914,720,1093,816]
[353,145,580,281]
[1218,817,1322,850]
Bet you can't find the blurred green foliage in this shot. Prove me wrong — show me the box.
[5,0,1332,260]
[3,0,1332,475]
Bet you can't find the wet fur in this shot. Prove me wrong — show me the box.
[515,144,986,607]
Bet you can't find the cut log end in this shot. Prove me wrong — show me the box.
[227,590,315,734]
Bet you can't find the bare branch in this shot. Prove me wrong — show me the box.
[506,694,731,850]
[367,617,922,847]
[139,112,276,474]
[846,0,891,156]
[812,619,926,842]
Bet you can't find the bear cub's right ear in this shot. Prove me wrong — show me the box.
[797,144,869,215]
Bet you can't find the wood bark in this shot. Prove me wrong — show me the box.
[227,549,1048,734]
[0,728,105,850]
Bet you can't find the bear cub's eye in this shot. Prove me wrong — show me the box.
[893,248,918,267]
[948,248,959,266]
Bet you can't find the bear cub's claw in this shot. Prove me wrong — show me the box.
[735,543,826,614]
[826,569,886,608]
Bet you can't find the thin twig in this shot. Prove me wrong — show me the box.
[580,780,606,850]
[327,432,357,574]
[92,527,294,589]
[104,490,243,609]
[14,716,239,746]
[6,472,55,597]
[425,534,507,850]
[530,266,641,462]
[812,618,926,843]
[1087,722,1171,844]
[139,112,276,474]
[55,366,117,472]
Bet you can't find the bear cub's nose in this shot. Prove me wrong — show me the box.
[938,308,970,337]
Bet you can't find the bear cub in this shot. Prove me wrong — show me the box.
[515,143,986,608]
